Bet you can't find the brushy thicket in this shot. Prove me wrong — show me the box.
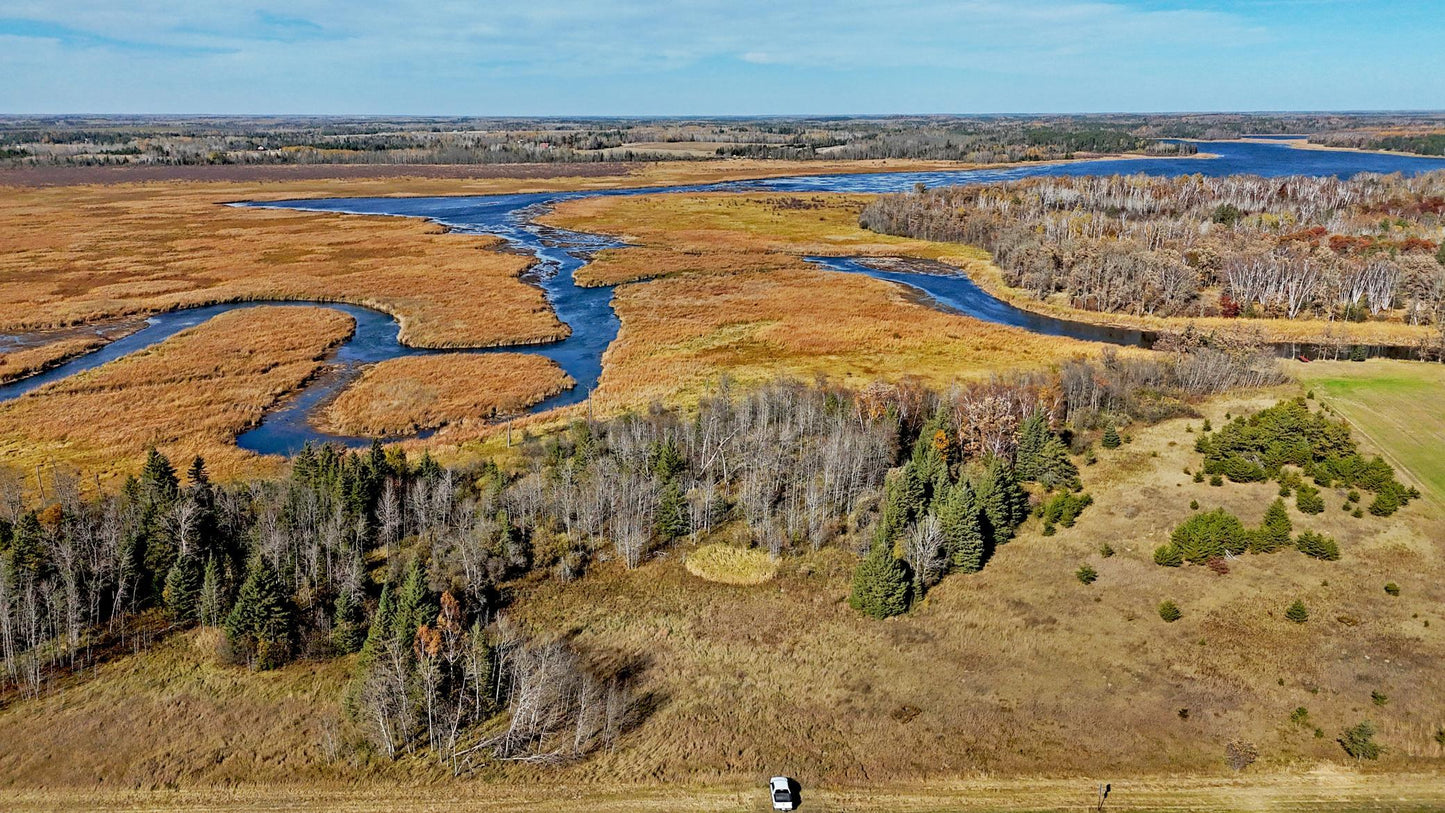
[860,172,1445,332]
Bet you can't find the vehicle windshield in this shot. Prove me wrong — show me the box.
[774,790,789,800]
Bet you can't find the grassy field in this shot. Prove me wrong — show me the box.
[0,306,353,481]
[1292,360,1445,509]
[320,353,574,437]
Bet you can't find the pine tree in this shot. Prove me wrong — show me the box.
[392,558,435,646]
[977,460,1028,548]
[199,555,224,627]
[163,554,203,624]
[1102,424,1121,449]
[938,483,986,573]
[226,556,293,670]
[848,542,912,619]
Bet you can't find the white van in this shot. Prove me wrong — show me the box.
[770,776,797,811]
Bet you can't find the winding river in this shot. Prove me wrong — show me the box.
[3,140,1444,455]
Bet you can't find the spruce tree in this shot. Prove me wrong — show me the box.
[1252,498,1293,553]
[1102,424,1121,449]
[331,583,367,654]
[1286,599,1310,624]
[9,511,47,577]
[938,483,985,573]
[1014,411,1050,482]
[654,479,690,542]
[226,556,293,670]
[848,541,912,619]
[199,556,224,627]
[163,554,203,624]
[140,448,180,500]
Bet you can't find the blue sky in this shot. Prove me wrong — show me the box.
[0,1,1441,114]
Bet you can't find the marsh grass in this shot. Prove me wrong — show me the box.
[0,306,353,480]
[321,353,574,437]
[684,544,779,585]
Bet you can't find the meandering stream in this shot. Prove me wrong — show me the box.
[3,140,1443,455]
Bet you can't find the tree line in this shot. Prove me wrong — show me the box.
[859,172,1445,335]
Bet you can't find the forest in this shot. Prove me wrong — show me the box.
[860,172,1445,334]
[0,341,1276,769]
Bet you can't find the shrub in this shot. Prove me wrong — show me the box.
[1076,565,1098,585]
[1158,600,1183,622]
[1347,489,1360,503]
[1338,721,1383,761]
[1296,531,1340,561]
[1194,471,1205,483]
[1286,599,1310,624]
[1384,582,1400,596]
[1041,491,1093,528]
[1224,739,1258,772]
[1352,507,1364,518]
[1190,499,1200,510]
[1371,690,1389,707]
[1295,484,1325,514]
[1209,474,1224,487]
[1099,543,1115,558]
[1290,706,1311,726]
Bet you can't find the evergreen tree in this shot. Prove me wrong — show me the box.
[163,554,203,624]
[937,483,985,573]
[393,558,435,646]
[1014,411,1050,481]
[1101,424,1121,449]
[140,447,180,500]
[976,460,1028,548]
[1252,498,1293,553]
[879,463,926,543]
[331,583,367,654]
[9,511,47,577]
[199,555,224,627]
[654,479,690,542]
[1296,484,1325,515]
[848,542,912,619]
[1286,599,1310,624]
[186,455,209,487]
[225,556,293,670]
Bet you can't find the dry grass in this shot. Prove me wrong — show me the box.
[0,306,353,481]
[684,544,779,585]
[0,184,563,349]
[321,353,573,437]
[0,626,355,791]
[0,335,108,384]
